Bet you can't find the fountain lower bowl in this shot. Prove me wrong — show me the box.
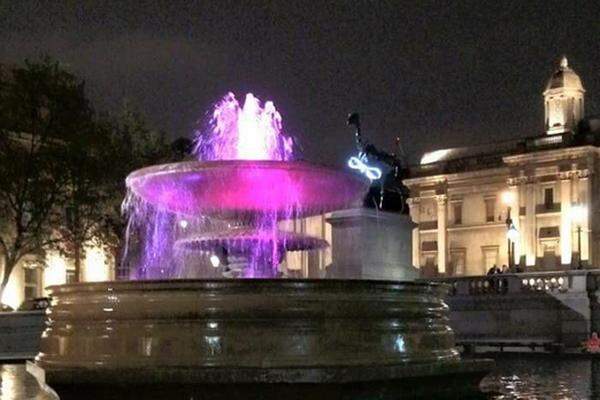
[36,279,491,397]
[175,227,329,254]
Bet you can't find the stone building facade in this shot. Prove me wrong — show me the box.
[404,57,600,277]
[0,132,115,310]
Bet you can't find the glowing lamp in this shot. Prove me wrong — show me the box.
[210,255,221,268]
[570,204,587,224]
[507,226,519,242]
[501,191,515,205]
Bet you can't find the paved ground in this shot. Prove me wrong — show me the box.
[0,364,58,400]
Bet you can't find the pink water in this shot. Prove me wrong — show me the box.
[122,93,366,279]
[193,92,295,162]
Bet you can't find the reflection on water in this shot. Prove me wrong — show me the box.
[481,354,599,399]
[4,356,600,399]
[0,364,57,400]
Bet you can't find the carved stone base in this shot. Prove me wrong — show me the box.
[36,279,491,398]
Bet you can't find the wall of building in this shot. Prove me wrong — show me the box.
[1,246,114,310]
[429,270,596,350]
[405,147,598,277]
[281,214,332,278]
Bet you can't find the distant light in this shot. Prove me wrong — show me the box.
[570,204,587,224]
[501,191,515,205]
[83,246,109,282]
[210,254,221,268]
[348,156,382,181]
[179,220,189,229]
[420,149,453,165]
[507,226,519,241]
[44,252,69,288]
[394,335,406,352]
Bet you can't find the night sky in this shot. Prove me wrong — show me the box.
[1,1,599,165]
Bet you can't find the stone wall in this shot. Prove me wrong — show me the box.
[428,270,600,350]
[327,208,418,280]
[0,311,45,360]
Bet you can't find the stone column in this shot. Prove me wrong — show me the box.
[506,183,520,266]
[560,173,573,266]
[524,180,537,266]
[436,195,448,275]
[407,198,421,268]
[578,170,591,264]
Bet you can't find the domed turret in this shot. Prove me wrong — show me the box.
[544,56,585,135]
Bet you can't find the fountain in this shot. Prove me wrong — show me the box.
[35,93,491,399]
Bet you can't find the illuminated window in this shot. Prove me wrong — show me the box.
[482,246,499,273]
[450,249,466,276]
[485,198,495,223]
[544,188,554,208]
[453,203,462,225]
[66,269,77,284]
[23,267,40,300]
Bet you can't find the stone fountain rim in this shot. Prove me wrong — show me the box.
[125,159,368,188]
[45,278,450,293]
[39,358,493,386]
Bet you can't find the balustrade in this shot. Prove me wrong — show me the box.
[427,270,589,296]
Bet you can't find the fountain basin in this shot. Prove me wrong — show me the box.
[36,279,492,398]
[126,160,368,219]
[175,227,329,254]
[38,279,458,369]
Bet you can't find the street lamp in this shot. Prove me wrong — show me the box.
[570,203,587,269]
[502,191,517,268]
[506,225,519,269]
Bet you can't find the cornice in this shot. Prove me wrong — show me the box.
[503,145,598,166]
[403,167,508,187]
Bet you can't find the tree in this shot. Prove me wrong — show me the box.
[52,97,179,282]
[98,106,189,279]
[0,58,185,297]
[55,119,113,281]
[0,58,93,301]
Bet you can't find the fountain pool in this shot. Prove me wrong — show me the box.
[35,92,491,399]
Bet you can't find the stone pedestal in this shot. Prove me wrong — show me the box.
[326,208,418,281]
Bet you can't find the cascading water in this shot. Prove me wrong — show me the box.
[193,92,295,162]
[121,92,366,279]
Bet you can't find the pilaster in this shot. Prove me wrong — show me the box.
[407,198,421,268]
[559,172,573,265]
[436,195,448,274]
[506,183,520,265]
[577,169,591,264]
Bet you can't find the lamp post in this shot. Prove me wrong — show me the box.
[507,225,519,269]
[502,191,518,268]
[570,203,587,269]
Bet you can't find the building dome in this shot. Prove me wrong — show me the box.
[545,56,584,93]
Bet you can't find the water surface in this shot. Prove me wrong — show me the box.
[3,356,600,399]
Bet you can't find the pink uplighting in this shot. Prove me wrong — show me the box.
[122,92,367,279]
[193,92,294,162]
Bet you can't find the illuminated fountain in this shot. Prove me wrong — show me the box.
[122,92,361,279]
[35,93,491,399]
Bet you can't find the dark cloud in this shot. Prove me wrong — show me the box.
[1,0,599,164]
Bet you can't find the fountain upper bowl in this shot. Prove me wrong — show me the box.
[126,160,369,219]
